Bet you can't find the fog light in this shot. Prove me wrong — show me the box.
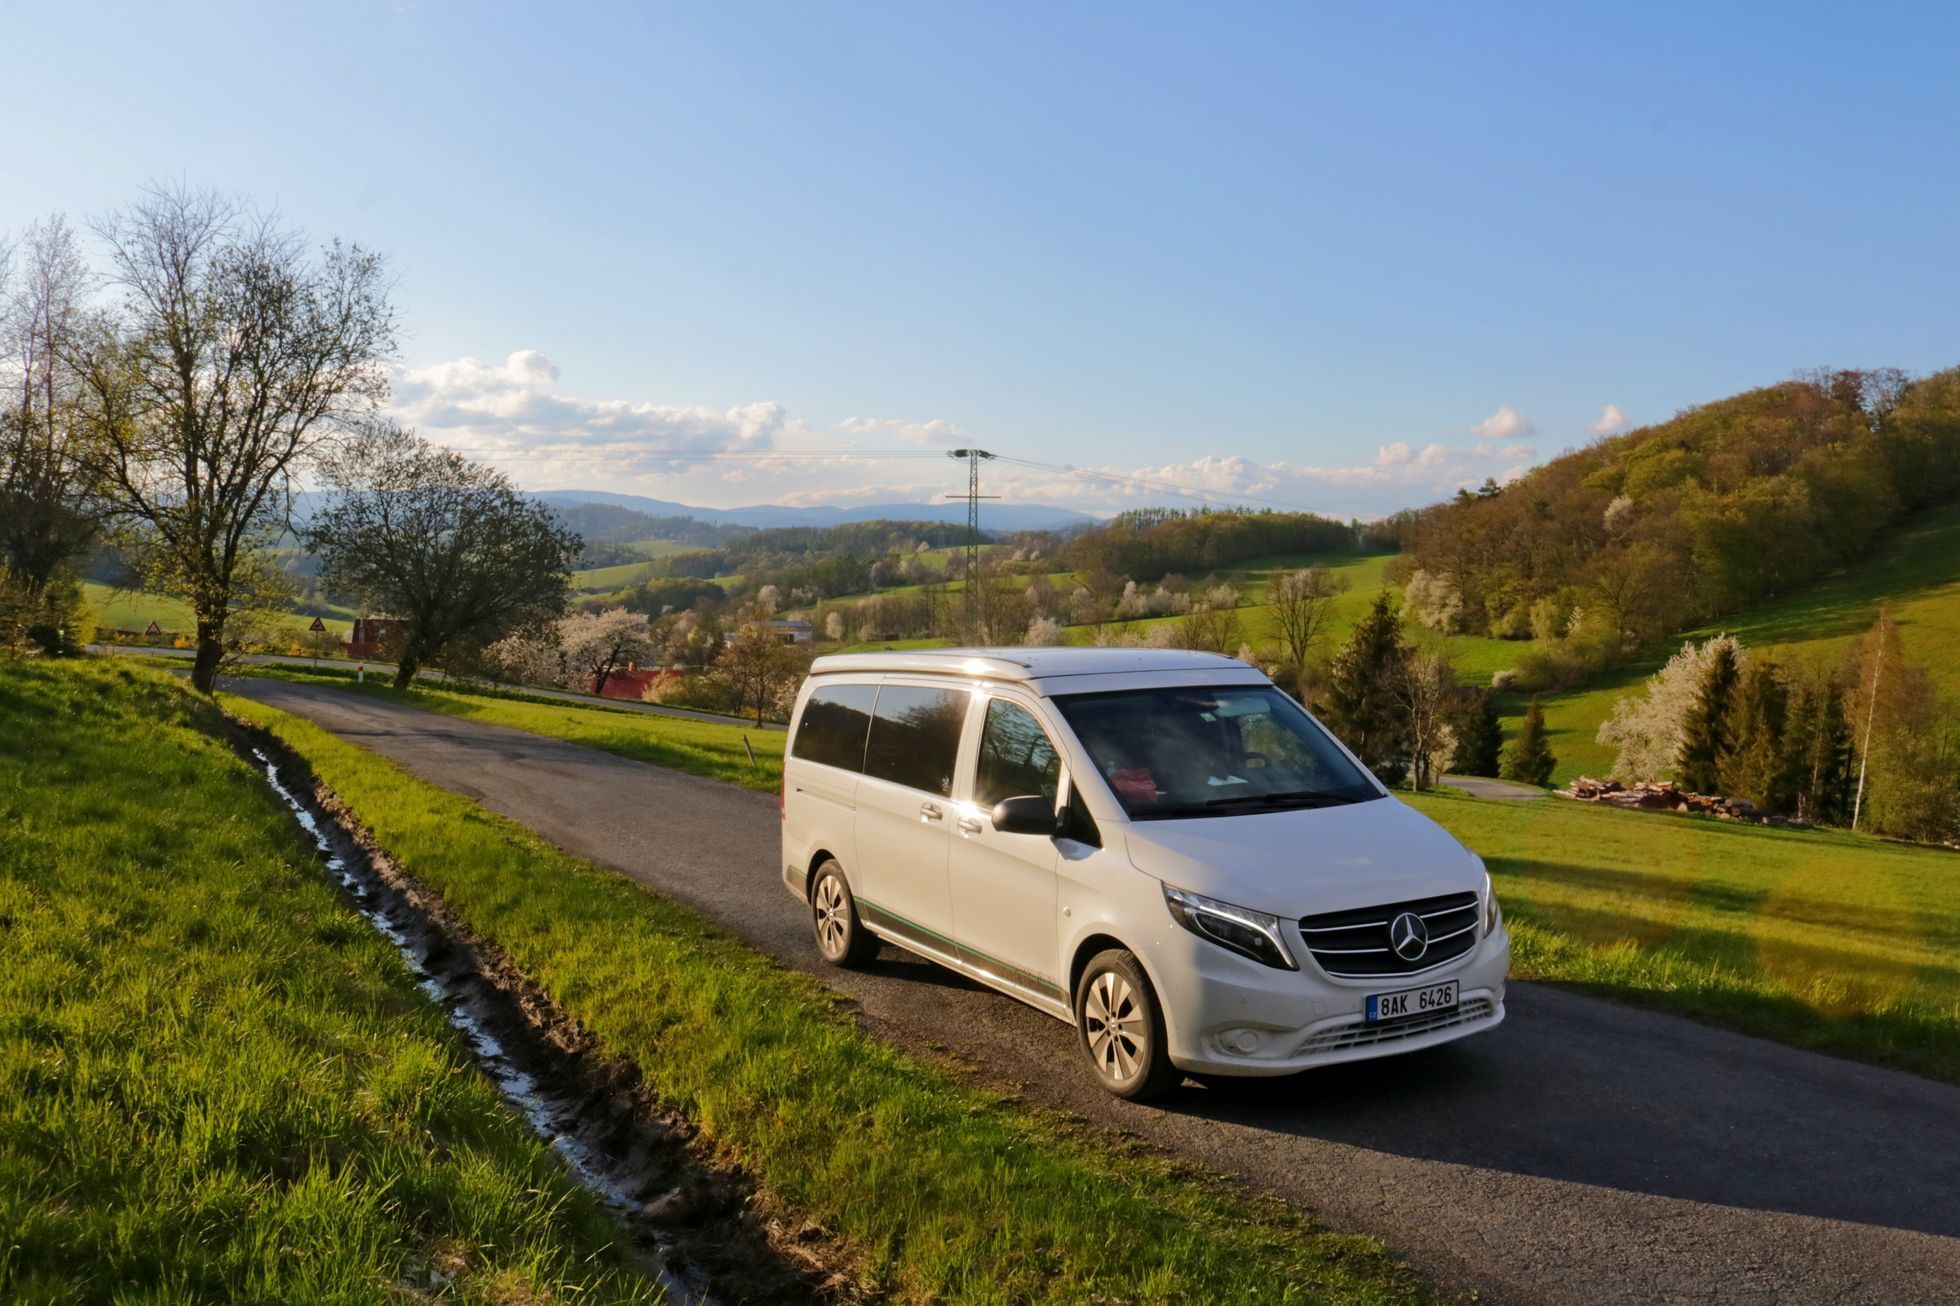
[1223,1028,1262,1055]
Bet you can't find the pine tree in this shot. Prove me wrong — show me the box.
[1676,639,1740,792]
[1719,661,1789,811]
[1502,696,1557,787]
[1318,591,1411,784]
[1809,686,1855,824]
[1451,687,1504,778]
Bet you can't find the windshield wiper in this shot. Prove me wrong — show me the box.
[1203,789,1363,810]
[1142,790,1365,817]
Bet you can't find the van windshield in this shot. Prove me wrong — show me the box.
[1052,686,1381,819]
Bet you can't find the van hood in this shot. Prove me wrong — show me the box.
[1120,795,1483,918]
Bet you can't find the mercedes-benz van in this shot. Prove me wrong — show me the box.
[779,647,1508,1099]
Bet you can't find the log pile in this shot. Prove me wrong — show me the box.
[1560,777,1805,827]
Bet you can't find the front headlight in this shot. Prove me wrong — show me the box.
[1482,873,1501,936]
[1163,884,1297,971]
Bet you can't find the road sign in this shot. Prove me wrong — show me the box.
[308,616,327,632]
[143,620,162,639]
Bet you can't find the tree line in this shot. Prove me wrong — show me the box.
[1402,369,1960,690]
[1600,617,1956,841]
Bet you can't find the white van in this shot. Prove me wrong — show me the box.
[780,647,1508,1100]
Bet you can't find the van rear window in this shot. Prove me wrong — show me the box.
[864,685,968,796]
[791,683,877,772]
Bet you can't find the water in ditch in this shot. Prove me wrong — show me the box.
[250,746,716,1306]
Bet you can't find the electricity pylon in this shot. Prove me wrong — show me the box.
[946,447,997,641]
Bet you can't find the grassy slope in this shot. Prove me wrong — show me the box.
[1536,500,1960,781]
[222,686,1425,1305]
[0,659,653,1302]
[82,580,356,638]
[572,542,709,594]
[1408,788,1959,1082]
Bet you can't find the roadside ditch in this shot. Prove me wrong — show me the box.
[226,718,858,1305]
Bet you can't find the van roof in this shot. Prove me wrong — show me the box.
[807,646,1249,683]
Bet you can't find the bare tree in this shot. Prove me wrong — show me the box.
[70,185,396,690]
[1394,650,1460,791]
[714,609,810,724]
[1268,566,1349,670]
[307,425,580,687]
[2,215,100,615]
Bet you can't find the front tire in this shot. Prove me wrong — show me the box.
[809,861,878,968]
[1074,949,1178,1101]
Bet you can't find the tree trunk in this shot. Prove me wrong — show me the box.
[191,617,224,693]
[392,652,419,689]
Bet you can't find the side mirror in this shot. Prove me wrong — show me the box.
[991,795,1060,837]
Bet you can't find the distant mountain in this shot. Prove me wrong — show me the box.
[531,490,1100,533]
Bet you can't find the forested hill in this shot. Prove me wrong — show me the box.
[1406,366,1960,644]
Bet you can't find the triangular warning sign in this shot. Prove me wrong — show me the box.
[308,616,327,632]
[144,620,162,638]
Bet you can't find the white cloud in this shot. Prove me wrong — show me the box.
[383,348,1552,519]
[1590,403,1630,436]
[1470,404,1538,441]
[390,350,791,479]
[837,415,967,446]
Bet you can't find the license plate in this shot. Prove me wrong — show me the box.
[1366,980,1458,1023]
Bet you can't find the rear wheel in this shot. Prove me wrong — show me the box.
[1074,949,1178,1101]
[810,861,878,967]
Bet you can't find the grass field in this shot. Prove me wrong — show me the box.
[572,541,709,594]
[82,580,356,638]
[1534,500,1960,781]
[229,665,1960,1085]
[221,677,1426,1304]
[1408,788,1960,1082]
[0,659,654,1302]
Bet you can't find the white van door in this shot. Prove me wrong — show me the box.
[948,695,1065,1005]
[851,682,969,957]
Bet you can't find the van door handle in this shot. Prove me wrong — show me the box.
[919,801,944,821]
[956,816,984,835]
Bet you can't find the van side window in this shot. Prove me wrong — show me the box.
[791,683,877,772]
[864,685,967,796]
[975,699,1061,810]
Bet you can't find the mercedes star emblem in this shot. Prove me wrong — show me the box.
[1389,910,1430,961]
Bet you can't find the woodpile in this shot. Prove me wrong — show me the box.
[1560,777,1805,827]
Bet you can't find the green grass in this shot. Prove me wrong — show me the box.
[222,687,1427,1305]
[1409,786,1960,1082]
[82,580,356,638]
[1534,500,1960,782]
[572,543,709,594]
[0,659,655,1303]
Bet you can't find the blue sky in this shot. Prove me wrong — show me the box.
[6,2,1957,516]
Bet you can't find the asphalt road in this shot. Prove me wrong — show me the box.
[230,678,1960,1305]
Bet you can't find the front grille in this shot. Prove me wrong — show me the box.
[1297,996,1496,1055]
[1298,891,1480,978]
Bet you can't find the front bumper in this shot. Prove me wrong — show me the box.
[1152,917,1511,1077]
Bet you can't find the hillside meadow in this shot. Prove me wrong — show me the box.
[81,580,355,639]
[0,658,654,1301]
[1534,499,1960,781]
